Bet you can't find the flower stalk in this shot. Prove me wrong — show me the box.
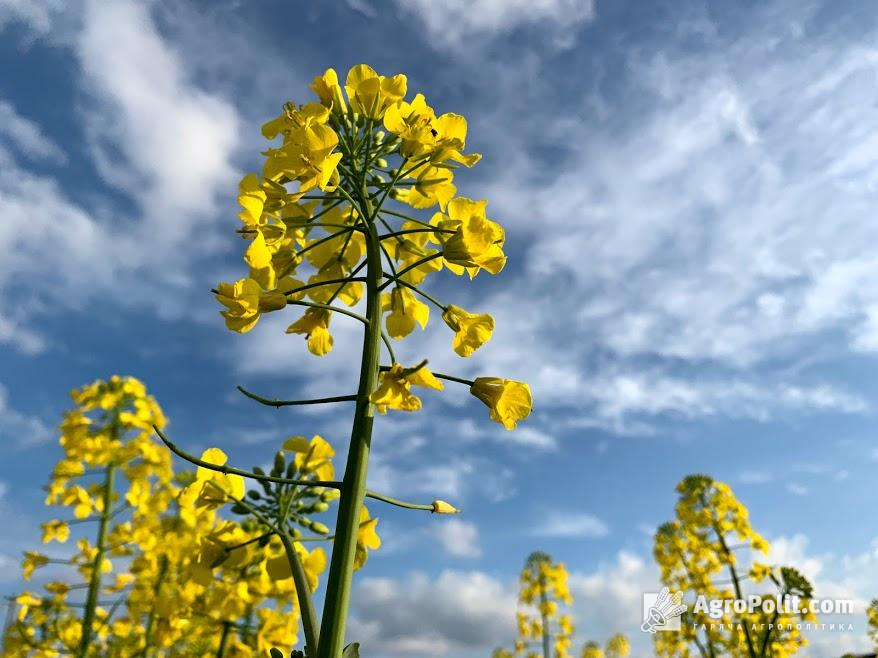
[75,451,115,658]
[317,201,383,658]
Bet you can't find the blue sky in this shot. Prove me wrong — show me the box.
[2,0,878,656]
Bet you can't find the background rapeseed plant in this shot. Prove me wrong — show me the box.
[653,475,814,658]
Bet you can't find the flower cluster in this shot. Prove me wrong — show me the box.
[214,63,532,431]
[653,475,814,658]
[4,377,335,658]
[868,599,878,650]
[512,552,575,658]
[580,634,630,658]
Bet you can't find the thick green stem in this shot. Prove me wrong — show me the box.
[216,621,231,658]
[76,463,115,658]
[317,205,383,658]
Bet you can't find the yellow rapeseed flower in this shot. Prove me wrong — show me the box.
[442,304,494,357]
[470,377,533,430]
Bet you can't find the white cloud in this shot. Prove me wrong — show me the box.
[431,8,878,434]
[786,482,808,496]
[567,550,662,653]
[77,0,239,240]
[0,0,242,354]
[350,570,517,657]
[0,383,53,448]
[367,451,515,504]
[432,519,482,559]
[396,0,595,51]
[534,511,609,539]
[0,0,59,35]
[0,100,65,161]
[739,470,775,485]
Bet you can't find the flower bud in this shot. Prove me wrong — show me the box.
[374,130,386,143]
[321,489,341,502]
[272,451,285,476]
[431,500,461,514]
[308,520,330,534]
[375,158,388,168]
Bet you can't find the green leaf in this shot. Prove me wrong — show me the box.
[342,642,360,658]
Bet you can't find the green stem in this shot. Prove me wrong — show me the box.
[282,277,366,298]
[377,253,443,291]
[233,497,320,658]
[140,555,169,658]
[378,227,454,240]
[278,530,320,657]
[75,462,115,658]
[317,188,384,658]
[216,621,231,658]
[237,386,359,408]
[711,520,757,658]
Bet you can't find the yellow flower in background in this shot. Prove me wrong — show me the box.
[283,434,335,480]
[41,520,70,544]
[605,634,630,658]
[470,377,533,430]
[183,448,245,508]
[22,552,49,580]
[581,642,603,658]
[382,286,430,338]
[215,278,286,334]
[370,363,444,414]
[286,307,334,356]
[265,544,327,592]
[442,304,494,357]
[354,506,381,570]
